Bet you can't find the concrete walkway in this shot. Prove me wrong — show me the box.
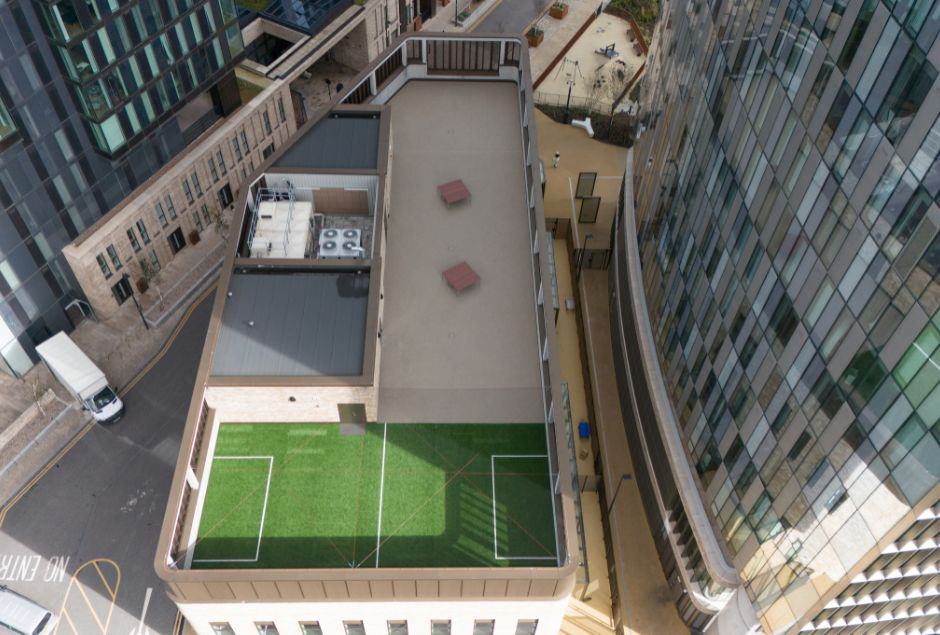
[536,109,685,633]
[0,240,222,511]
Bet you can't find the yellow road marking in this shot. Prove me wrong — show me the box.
[0,281,217,527]
[92,560,116,599]
[60,608,80,634]
[74,582,107,633]
[120,280,218,398]
[53,558,120,635]
[0,421,95,527]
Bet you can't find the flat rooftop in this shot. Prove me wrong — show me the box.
[377,81,543,423]
[272,113,380,170]
[211,269,370,377]
[186,78,557,569]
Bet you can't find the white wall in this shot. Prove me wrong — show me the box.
[181,597,566,635]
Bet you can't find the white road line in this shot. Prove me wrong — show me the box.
[134,587,152,635]
[490,454,557,561]
[192,455,274,563]
[375,422,388,568]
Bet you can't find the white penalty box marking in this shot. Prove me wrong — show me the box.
[192,455,274,564]
[490,454,557,561]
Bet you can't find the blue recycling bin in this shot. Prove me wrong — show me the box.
[578,421,590,439]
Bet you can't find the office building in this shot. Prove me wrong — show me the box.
[611,0,940,633]
[0,0,245,376]
[155,33,582,635]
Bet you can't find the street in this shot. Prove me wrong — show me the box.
[475,0,553,34]
[0,291,214,635]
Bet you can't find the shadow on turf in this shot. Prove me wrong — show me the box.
[192,424,559,570]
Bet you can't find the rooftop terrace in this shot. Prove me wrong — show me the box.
[378,80,543,424]
[160,34,575,589]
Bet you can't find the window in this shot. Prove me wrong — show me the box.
[127,228,141,252]
[192,171,203,196]
[165,194,177,219]
[182,177,194,204]
[201,203,211,225]
[210,625,235,635]
[515,621,538,635]
[154,202,168,227]
[136,219,151,244]
[148,248,160,271]
[216,148,227,175]
[262,143,275,159]
[388,621,408,635]
[431,622,451,635]
[0,96,16,141]
[263,110,272,134]
[111,275,132,305]
[240,129,250,153]
[106,244,122,270]
[208,156,219,181]
[232,137,242,161]
[277,96,286,123]
[255,624,279,635]
[473,621,495,635]
[344,622,366,635]
[96,254,112,279]
[194,211,203,232]
[218,184,234,208]
[299,624,323,635]
[877,49,938,144]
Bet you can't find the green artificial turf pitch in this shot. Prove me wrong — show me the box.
[190,422,558,569]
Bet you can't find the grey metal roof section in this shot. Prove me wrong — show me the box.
[212,270,370,376]
[273,115,380,170]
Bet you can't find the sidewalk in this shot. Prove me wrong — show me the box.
[0,227,225,509]
[420,0,501,32]
[536,108,685,633]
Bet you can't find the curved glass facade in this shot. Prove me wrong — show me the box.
[616,0,940,632]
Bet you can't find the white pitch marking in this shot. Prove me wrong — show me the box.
[490,454,557,561]
[192,455,274,563]
[375,422,389,567]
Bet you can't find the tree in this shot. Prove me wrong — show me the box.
[139,257,164,309]
[603,62,633,131]
[581,66,608,116]
[27,376,47,418]
[208,205,231,243]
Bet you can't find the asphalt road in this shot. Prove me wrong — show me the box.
[475,0,554,33]
[0,291,214,635]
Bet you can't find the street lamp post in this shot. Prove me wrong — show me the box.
[122,272,149,331]
[576,232,594,282]
[605,473,633,516]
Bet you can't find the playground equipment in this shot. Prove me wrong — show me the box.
[595,42,619,58]
[572,117,595,137]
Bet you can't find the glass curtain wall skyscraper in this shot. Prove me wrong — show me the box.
[0,0,244,376]
[611,0,940,633]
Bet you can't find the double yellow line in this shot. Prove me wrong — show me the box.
[0,282,217,528]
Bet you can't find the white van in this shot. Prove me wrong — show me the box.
[35,332,124,424]
[0,586,56,635]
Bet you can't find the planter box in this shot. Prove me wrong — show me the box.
[136,279,149,294]
[188,229,201,245]
[440,0,449,5]
[526,30,544,47]
[549,3,568,19]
